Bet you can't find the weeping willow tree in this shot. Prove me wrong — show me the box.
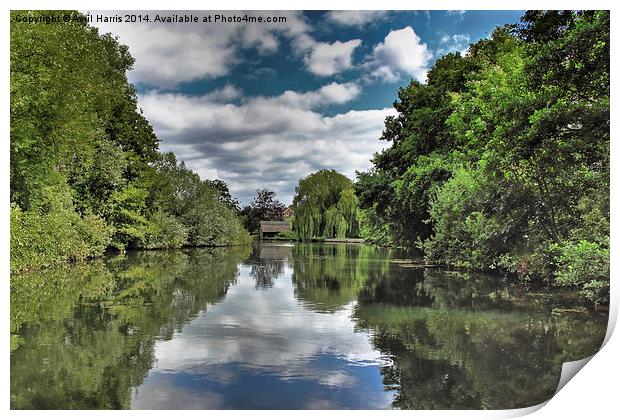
[292,170,360,240]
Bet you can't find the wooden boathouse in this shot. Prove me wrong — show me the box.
[259,221,291,239]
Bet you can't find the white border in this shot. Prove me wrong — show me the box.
[2,1,617,419]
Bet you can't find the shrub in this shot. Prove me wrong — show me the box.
[554,240,609,304]
[142,211,188,249]
[275,229,298,241]
[105,185,150,250]
[423,167,503,269]
[77,213,114,256]
[182,201,251,247]
[358,208,393,246]
[10,204,112,272]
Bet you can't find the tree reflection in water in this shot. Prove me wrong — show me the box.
[10,247,250,409]
[354,266,607,409]
[249,243,291,288]
[10,243,607,409]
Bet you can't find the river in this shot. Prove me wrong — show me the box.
[10,242,608,409]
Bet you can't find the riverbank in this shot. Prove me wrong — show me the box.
[263,236,364,244]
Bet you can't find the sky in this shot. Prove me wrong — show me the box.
[90,10,524,205]
[132,263,393,409]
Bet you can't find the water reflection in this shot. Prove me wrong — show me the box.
[249,242,290,289]
[10,243,607,409]
[291,243,391,313]
[10,248,248,409]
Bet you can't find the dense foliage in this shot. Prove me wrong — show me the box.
[292,170,361,240]
[10,11,249,272]
[355,11,609,304]
[10,10,610,304]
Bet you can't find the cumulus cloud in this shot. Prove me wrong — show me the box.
[325,11,389,26]
[92,10,364,83]
[304,39,362,76]
[90,11,310,87]
[275,82,361,108]
[365,26,431,83]
[290,33,362,77]
[137,83,393,204]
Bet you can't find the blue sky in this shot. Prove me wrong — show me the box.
[131,263,394,409]
[92,10,524,205]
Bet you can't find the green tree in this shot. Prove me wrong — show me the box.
[293,170,360,240]
[10,11,250,271]
[355,11,609,304]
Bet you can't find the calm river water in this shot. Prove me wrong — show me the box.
[10,242,608,409]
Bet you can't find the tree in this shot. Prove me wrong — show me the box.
[206,179,240,211]
[354,11,609,303]
[241,188,286,234]
[355,49,481,247]
[10,11,250,271]
[293,170,360,240]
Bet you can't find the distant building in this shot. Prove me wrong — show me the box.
[259,221,291,239]
[283,206,294,218]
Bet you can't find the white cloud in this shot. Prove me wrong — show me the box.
[365,26,431,83]
[137,83,393,204]
[290,34,363,77]
[91,11,366,83]
[132,265,396,409]
[276,82,361,108]
[436,34,471,57]
[203,84,243,102]
[90,11,310,87]
[325,11,389,26]
[304,39,362,76]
